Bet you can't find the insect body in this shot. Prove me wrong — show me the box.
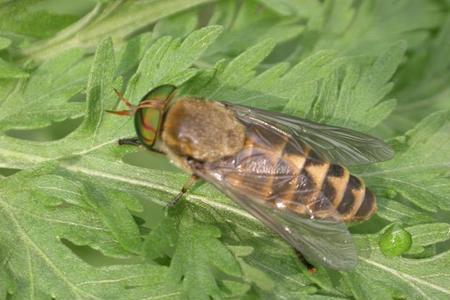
[196,115,377,222]
[109,85,394,270]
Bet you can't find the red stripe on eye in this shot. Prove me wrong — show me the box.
[140,112,157,133]
[142,120,155,132]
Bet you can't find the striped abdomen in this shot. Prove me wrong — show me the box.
[310,162,377,222]
[204,121,376,222]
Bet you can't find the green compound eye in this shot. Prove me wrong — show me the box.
[379,224,412,257]
[134,85,177,149]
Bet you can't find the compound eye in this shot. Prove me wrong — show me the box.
[134,85,178,148]
[135,108,160,148]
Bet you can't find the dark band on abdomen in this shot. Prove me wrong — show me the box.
[217,122,377,222]
[354,189,376,220]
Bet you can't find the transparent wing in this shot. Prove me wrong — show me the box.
[196,168,358,270]
[225,103,394,165]
[192,127,359,271]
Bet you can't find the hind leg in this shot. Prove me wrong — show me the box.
[295,250,317,273]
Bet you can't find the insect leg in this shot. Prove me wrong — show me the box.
[118,137,142,146]
[118,137,167,155]
[295,250,317,273]
[167,175,199,207]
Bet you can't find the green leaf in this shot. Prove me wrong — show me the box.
[154,9,199,39]
[126,25,223,102]
[406,223,450,255]
[18,0,216,63]
[168,209,241,300]
[387,15,450,136]
[228,246,274,292]
[0,59,28,79]
[258,0,302,16]
[376,197,435,225]
[187,40,404,132]
[215,38,276,87]
[1,3,450,300]
[0,164,179,299]
[204,0,304,61]
[346,226,450,299]
[80,37,116,136]
[0,37,12,50]
[285,0,443,56]
[0,33,154,131]
[82,182,143,254]
[359,111,450,212]
[310,41,406,130]
[0,48,88,129]
[143,215,178,261]
[0,0,79,39]
[0,27,249,299]
[185,41,341,112]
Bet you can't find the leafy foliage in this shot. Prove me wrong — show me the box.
[0,1,449,299]
[360,111,450,214]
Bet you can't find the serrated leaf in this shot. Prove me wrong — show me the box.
[0,48,89,130]
[0,59,28,79]
[204,0,304,61]
[185,42,342,112]
[358,111,450,212]
[0,164,178,300]
[143,216,178,261]
[306,0,442,55]
[18,0,215,62]
[406,223,450,255]
[218,38,276,86]
[0,33,156,132]
[346,227,450,300]
[228,246,274,292]
[0,27,265,299]
[126,25,223,102]
[80,37,115,137]
[311,41,406,130]
[376,197,435,225]
[1,3,450,300]
[187,39,404,133]
[168,209,241,300]
[388,15,450,136]
[82,183,142,254]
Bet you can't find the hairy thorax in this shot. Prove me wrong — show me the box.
[161,99,246,166]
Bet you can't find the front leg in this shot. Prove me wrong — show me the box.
[118,137,165,154]
[167,175,199,208]
[118,137,141,146]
